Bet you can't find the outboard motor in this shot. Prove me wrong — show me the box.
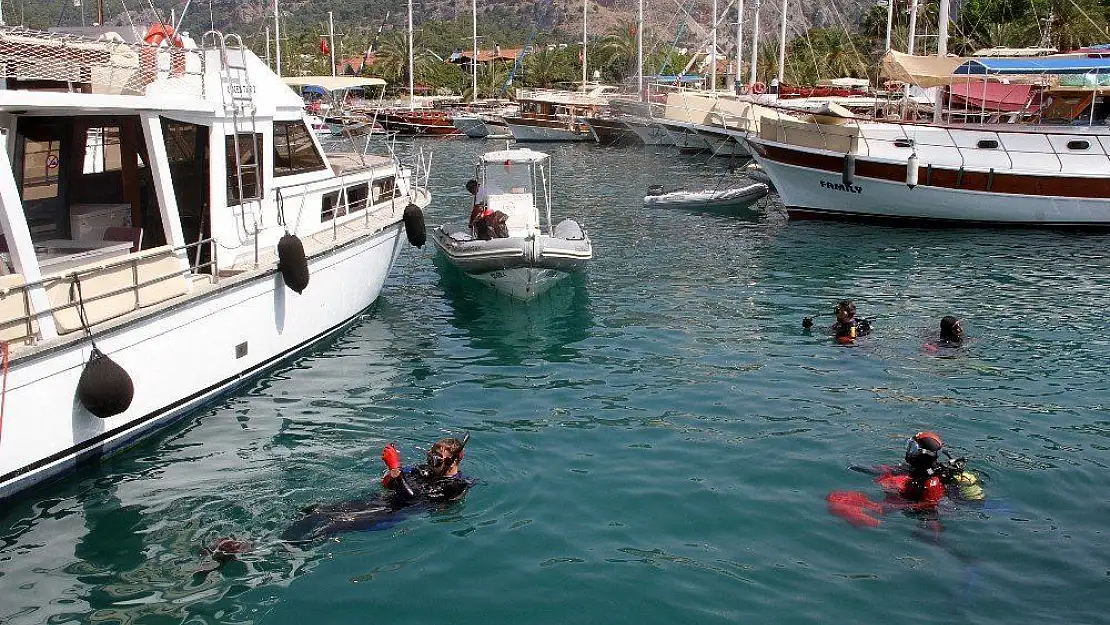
[647,184,665,197]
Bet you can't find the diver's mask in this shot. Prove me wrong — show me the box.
[904,432,943,468]
[426,450,453,472]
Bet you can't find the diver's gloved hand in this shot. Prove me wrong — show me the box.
[381,444,402,471]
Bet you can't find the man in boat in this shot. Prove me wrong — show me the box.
[827,431,985,529]
[466,179,508,240]
[282,435,472,542]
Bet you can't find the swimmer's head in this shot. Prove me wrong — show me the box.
[940,316,962,343]
[835,300,856,323]
[426,436,466,476]
[905,431,944,469]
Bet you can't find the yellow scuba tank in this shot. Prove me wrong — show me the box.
[953,470,984,501]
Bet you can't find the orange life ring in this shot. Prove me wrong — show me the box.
[144,23,182,47]
[751,81,766,95]
[142,23,185,78]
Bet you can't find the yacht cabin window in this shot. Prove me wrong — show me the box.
[225,133,263,206]
[371,176,398,204]
[273,121,326,176]
[321,190,342,222]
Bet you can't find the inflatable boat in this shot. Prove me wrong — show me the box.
[643,182,769,212]
[432,148,592,300]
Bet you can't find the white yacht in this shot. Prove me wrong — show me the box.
[430,148,591,300]
[0,26,430,501]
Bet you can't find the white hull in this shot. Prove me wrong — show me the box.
[0,222,414,500]
[660,121,712,152]
[469,266,566,300]
[755,153,1110,224]
[626,121,674,146]
[694,125,750,158]
[505,120,591,142]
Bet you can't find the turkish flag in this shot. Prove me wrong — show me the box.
[319,37,330,55]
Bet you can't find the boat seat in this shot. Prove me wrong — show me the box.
[46,245,190,334]
[0,274,38,344]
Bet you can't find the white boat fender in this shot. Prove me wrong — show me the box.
[277,233,310,294]
[906,153,919,189]
[403,204,426,247]
[77,347,135,419]
[842,153,855,186]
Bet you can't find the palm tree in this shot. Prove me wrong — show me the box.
[366,32,407,84]
[598,21,638,81]
[524,47,575,88]
[462,61,511,100]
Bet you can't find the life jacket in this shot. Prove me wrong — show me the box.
[876,471,944,507]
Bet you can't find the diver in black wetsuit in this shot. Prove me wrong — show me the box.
[281,435,472,542]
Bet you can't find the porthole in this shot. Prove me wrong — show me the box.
[976,139,999,149]
[893,138,915,148]
[1067,140,1090,150]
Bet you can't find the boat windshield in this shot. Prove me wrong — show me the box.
[482,161,533,196]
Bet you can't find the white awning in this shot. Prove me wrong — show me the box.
[480,148,549,164]
[281,76,386,91]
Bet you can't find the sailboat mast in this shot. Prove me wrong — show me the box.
[472,0,478,100]
[408,0,415,109]
[328,11,337,77]
[274,0,282,77]
[776,0,786,85]
[934,0,950,122]
[637,0,644,99]
[884,0,894,52]
[582,0,588,89]
[711,0,717,94]
[748,0,760,85]
[907,0,919,54]
[736,0,744,93]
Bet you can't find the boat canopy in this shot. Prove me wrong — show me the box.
[480,148,549,164]
[954,57,1110,75]
[281,76,386,91]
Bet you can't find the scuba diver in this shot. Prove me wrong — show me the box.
[281,434,473,542]
[803,300,872,344]
[827,431,984,528]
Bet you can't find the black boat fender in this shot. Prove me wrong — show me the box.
[403,204,426,247]
[277,233,310,294]
[77,347,135,419]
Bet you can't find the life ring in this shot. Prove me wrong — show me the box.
[142,23,186,78]
[143,23,182,47]
[751,81,766,95]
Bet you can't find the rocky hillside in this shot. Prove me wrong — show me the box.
[23,0,873,50]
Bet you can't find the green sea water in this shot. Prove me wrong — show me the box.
[2,138,1110,624]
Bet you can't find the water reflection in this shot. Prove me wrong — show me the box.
[434,255,592,365]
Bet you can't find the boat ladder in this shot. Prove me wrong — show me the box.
[203,31,264,263]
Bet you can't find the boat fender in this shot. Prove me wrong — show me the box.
[842,153,855,187]
[906,153,919,189]
[403,204,426,247]
[77,347,134,419]
[277,233,310,294]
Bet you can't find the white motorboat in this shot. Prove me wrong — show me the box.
[431,148,592,300]
[452,113,512,138]
[643,183,769,212]
[0,27,430,501]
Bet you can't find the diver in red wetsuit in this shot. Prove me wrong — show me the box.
[827,431,983,528]
[874,431,947,508]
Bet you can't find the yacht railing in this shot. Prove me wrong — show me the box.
[757,103,1110,176]
[0,26,208,98]
[0,238,218,351]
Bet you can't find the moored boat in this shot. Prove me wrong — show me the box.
[431,148,592,300]
[643,183,769,212]
[0,26,430,501]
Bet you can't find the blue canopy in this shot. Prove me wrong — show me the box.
[649,74,705,83]
[954,57,1110,75]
